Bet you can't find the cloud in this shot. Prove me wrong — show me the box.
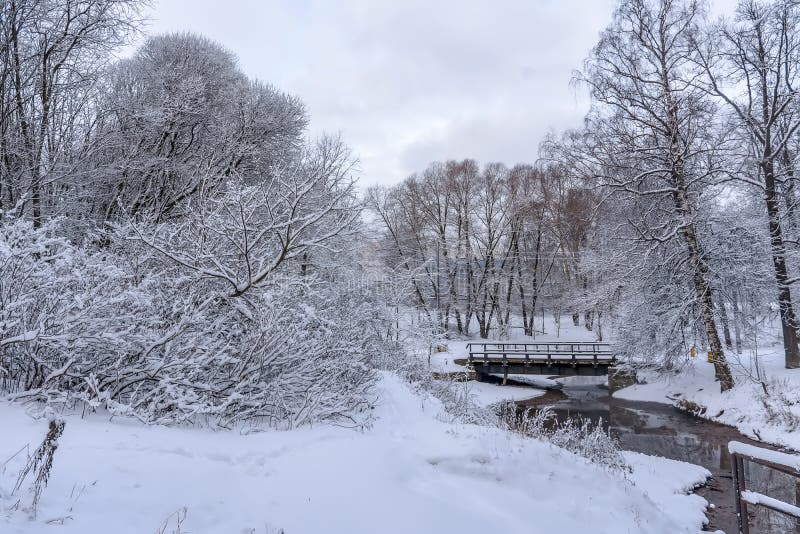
[140,0,737,187]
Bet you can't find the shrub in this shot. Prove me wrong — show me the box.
[497,402,629,473]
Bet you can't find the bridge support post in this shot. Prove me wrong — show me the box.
[607,366,636,394]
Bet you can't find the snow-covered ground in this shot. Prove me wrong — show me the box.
[1,371,710,534]
[499,374,563,389]
[615,342,800,451]
[463,380,547,405]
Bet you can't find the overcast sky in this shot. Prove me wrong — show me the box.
[140,0,738,187]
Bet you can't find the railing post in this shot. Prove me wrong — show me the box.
[732,453,749,534]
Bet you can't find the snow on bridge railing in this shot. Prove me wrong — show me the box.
[728,440,800,533]
[466,342,615,362]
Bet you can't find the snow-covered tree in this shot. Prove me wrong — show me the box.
[0,0,145,226]
[86,32,307,223]
[695,0,800,368]
[575,0,734,389]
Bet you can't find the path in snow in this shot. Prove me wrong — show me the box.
[1,372,709,534]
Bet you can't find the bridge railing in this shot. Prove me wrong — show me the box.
[466,341,615,367]
[729,440,800,533]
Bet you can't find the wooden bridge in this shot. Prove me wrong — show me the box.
[461,341,617,379]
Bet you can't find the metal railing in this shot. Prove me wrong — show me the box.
[729,440,800,533]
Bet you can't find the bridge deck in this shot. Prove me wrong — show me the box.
[464,342,616,377]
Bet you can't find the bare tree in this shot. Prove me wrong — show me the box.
[129,136,360,297]
[695,0,800,368]
[0,0,145,226]
[370,159,577,340]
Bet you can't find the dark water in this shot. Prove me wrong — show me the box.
[517,380,800,534]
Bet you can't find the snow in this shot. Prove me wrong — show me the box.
[613,369,702,405]
[556,375,608,387]
[741,490,800,518]
[623,452,711,529]
[0,329,40,348]
[1,371,709,534]
[464,380,546,406]
[493,374,563,389]
[728,441,800,472]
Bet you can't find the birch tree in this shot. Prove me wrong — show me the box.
[580,0,734,389]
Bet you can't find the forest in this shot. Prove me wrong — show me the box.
[2,0,800,420]
[2,1,800,532]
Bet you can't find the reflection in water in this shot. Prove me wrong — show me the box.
[518,382,800,534]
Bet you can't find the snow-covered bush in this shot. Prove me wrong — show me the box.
[757,378,800,433]
[496,401,553,436]
[0,215,150,396]
[98,278,378,429]
[0,212,379,429]
[549,417,629,473]
[496,402,629,473]
[126,139,359,299]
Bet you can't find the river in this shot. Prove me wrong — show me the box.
[515,378,800,533]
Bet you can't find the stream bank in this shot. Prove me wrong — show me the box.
[515,378,800,533]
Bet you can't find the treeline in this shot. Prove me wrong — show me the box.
[368,160,597,340]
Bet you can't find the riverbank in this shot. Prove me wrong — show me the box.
[518,378,800,533]
[614,345,800,452]
[1,371,710,533]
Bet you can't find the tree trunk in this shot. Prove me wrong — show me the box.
[781,144,797,234]
[659,38,734,389]
[732,290,743,355]
[692,256,732,388]
[666,132,732,388]
[763,158,800,369]
[678,201,733,389]
[594,310,603,342]
[584,309,594,331]
[520,226,543,337]
[718,298,733,350]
